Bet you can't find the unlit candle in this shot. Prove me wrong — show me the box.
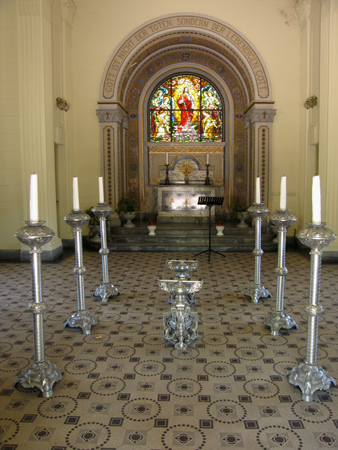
[255,177,261,204]
[73,177,80,211]
[99,177,104,203]
[207,153,209,165]
[29,174,39,222]
[280,176,287,210]
[312,175,321,224]
[166,152,169,165]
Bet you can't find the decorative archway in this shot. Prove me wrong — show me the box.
[97,14,275,213]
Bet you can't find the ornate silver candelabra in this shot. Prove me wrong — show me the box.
[158,279,203,351]
[14,221,62,397]
[92,203,120,302]
[64,210,98,334]
[288,222,337,401]
[264,209,298,335]
[245,203,272,303]
[166,259,199,305]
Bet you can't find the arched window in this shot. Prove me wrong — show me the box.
[149,75,223,143]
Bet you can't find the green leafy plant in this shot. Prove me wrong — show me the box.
[115,198,140,214]
[84,207,100,226]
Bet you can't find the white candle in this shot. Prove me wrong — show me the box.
[166,152,169,165]
[255,177,261,204]
[29,174,39,222]
[207,153,209,165]
[312,175,321,224]
[99,177,104,203]
[280,176,287,210]
[73,177,80,211]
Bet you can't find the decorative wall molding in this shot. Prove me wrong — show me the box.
[61,0,76,27]
[245,109,276,124]
[295,0,312,25]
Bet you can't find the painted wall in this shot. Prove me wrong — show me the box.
[71,0,301,221]
[2,0,323,254]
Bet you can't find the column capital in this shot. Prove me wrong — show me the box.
[96,109,127,124]
[245,109,276,124]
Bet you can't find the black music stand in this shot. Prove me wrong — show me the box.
[195,196,225,262]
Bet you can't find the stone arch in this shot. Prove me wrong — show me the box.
[97,14,275,212]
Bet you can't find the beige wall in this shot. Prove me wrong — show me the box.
[0,0,22,250]
[3,0,337,255]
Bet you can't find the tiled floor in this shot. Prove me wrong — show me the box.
[0,249,337,449]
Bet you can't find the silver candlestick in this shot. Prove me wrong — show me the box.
[288,222,337,401]
[159,279,203,351]
[264,209,298,335]
[92,203,120,302]
[166,259,199,305]
[13,221,62,398]
[245,203,272,303]
[64,210,98,334]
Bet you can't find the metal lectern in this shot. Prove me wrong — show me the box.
[195,196,225,262]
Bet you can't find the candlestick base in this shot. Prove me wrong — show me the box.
[64,310,98,335]
[288,363,336,402]
[93,283,120,303]
[264,311,299,336]
[244,284,272,304]
[13,360,62,398]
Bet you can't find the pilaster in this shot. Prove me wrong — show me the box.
[17,0,62,259]
[244,107,276,207]
[96,106,128,209]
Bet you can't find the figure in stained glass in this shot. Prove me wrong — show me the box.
[149,75,223,142]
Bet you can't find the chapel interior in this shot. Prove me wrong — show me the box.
[0,1,338,449]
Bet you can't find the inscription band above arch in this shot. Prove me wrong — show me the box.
[101,14,271,102]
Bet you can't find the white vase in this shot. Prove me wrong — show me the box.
[237,211,249,228]
[216,225,224,236]
[148,225,156,236]
[123,212,136,228]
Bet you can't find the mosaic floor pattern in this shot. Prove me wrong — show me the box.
[0,249,337,450]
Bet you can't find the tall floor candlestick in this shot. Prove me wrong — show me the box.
[288,222,337,401]
[264,209,298,335]
[64,209,98,334]
[245,203,272,303]
[92,202,120,302]
[14,221,62,397]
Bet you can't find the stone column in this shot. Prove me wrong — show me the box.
[17,0,62,260]
[319,0,338,257]
[244,107,276,207]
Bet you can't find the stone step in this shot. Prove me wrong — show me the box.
[86,221,277,253]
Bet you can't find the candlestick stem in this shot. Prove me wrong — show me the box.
[204,164,210,185]
[264,209,298,335]
[165,164,170,185]
[64,210,98,334]
[92,203,120,302]
[245,203,272,303]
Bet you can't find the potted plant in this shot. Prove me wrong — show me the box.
[115,198,139,228]
[231,201,249,228]
[84,207,101,241]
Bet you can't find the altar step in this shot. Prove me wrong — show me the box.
[87,222,278,253]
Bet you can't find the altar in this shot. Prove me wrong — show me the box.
[157,186,215,223]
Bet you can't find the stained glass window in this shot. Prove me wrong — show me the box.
[149,75,223,142]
